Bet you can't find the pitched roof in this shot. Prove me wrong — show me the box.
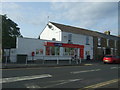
[50,22,119,40]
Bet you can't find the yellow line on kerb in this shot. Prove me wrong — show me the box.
[83,78,119,89]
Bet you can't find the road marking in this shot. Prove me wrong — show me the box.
[83,78,119,88]
[110,67,118,69]
[25,84,41,88]
[0,74,52,83]
[25,78,82,88]
[43,79,82,88]
[71,69,101,74]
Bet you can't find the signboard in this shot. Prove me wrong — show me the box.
[54,43,62,47]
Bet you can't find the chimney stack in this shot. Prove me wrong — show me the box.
[104,31,110,35]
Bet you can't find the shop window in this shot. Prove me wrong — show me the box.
[51,47,55,55]
[40,49,43,55]
[64,48,77,56]
[64,48,70,55]
[70,48,74,55]
[46,46,60,56]
[55,47,60,55]
[36,49,39,54]
[46,47,50,55]
[74,48,78,55]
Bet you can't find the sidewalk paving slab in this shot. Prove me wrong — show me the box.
[1,60,103,69]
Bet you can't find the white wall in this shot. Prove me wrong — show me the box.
[61,32,93,59]
[40,22,62,41]
[17,37,45,56]
[14,37,68,62]
[14,37,46,62]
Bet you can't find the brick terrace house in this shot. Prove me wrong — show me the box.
[39,22,120,61]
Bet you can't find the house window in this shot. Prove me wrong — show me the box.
[86,36,90,45]
[63,36,67,41]
[98,38,101,46]
[115,40,117,48]
[68,34,72,41]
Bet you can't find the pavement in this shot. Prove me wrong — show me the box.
[1,59,103,69]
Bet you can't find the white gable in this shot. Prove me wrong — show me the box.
[40,22,62,41]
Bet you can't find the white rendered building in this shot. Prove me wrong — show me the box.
[40,22,93,60]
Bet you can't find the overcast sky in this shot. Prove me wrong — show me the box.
[1,0,119,38]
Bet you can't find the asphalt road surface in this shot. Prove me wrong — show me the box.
[1,63,120,89]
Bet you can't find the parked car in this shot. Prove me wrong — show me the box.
[103,55,120,64]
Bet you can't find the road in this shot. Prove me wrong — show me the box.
[1,63,120,89]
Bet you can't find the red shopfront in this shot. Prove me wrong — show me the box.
[44,42,84,59]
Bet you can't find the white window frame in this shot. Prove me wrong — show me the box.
[86,36,90,45]
[68,34,72,41]
[98,37,101,46]
[115,40,117,48]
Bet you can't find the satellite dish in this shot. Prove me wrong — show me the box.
[47,24,52,29]
[47,24,54,30]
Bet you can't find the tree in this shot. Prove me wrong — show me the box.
[1,14,23,49]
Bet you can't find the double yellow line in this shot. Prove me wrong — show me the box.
[82,78,119,89]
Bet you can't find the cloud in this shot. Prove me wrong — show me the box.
[2,2,44,26]
[1,0,119,2]
[2,2,24,22]
[1,2,118,38]
[51,2,117,21]
[50,2,118,35]
[2,2,21,10]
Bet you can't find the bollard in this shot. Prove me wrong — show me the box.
[25,57,27,65]
[79,58,81,64]
[57,57,59,64]
[76,58,78,64]
[69,58,71,64]
[5,56,7,66]
[76,60,78,64]
[43,56,45,64]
